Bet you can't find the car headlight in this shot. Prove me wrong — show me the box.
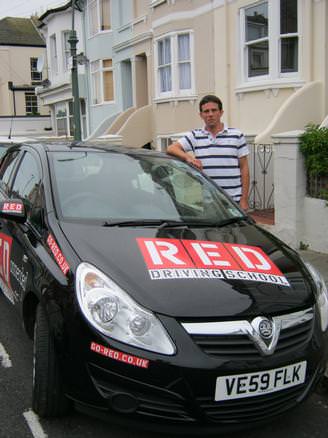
[305,262,328,332]
[76,262,176,355]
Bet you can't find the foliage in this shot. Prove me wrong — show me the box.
[299,124,328,176]
[318,188,328,202]
[299,241,309,251]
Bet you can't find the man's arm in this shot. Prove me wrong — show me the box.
[239,155,250,211]
[167,142,202,170]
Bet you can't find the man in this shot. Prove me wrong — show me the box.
[167,95,250,210]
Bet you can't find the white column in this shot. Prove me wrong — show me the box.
[272,131,306,249]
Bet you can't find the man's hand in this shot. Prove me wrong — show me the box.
[239,196,249,211]
[186,155,203,170]
[167,142,203,170]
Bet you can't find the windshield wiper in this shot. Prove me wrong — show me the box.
[102,219,188,228]
[102,217,247,228]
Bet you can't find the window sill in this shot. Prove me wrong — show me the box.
[235,79,306,95]
[153,95,198,105]
[90,101,115,107]
[88,29,113,40]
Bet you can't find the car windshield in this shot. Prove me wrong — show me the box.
[50,150,244,223]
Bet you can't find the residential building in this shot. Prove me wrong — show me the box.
[36,1,328,152]
[0,17,50,136]
[81,0,327,151]
[82,0,134,140]
[37,2,88,138]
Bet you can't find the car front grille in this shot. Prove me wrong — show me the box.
[181,307,314,358]
[191,318,313,358]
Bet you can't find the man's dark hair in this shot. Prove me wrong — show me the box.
[199,95,223,112]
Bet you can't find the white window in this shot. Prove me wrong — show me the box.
[157,136,175,152]
[88,0,111,37]
[30,58,42,82]
[25,93,39,115]
[49,34,58,75]
[91,59,114,104]
[55,101,87,138]
[55,103,69,136]
[62,31,71,71]
[155,31,194,99]
[240,0,299,83]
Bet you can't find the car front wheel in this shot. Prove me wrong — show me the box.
[32,304,71,417]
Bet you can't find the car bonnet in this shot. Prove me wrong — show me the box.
[59,221,314,318]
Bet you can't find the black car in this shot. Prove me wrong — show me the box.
[0,142,327,434]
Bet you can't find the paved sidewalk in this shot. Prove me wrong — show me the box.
[256,223,328,283]
[299,249,328,283]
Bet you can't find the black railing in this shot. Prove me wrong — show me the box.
[307,174,328,200]
[248,143,274,210]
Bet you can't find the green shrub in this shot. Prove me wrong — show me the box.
[299,124,328,176]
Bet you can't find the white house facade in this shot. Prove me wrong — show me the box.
[37,2,89,139]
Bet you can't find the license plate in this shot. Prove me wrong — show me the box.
[215,361,307,401]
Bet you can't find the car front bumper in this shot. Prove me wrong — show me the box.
[60,311,328,432]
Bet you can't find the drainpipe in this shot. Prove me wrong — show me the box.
[8,81,17,116]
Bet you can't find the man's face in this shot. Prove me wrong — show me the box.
[200,102,223,129]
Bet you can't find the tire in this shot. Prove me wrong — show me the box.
[32,304,71,417]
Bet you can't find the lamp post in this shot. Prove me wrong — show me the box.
[68,0,82,141]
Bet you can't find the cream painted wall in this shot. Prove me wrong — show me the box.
[0,46,47,116]
[151,9,215,138]
[154,101,200,135]
[106,0,327,147]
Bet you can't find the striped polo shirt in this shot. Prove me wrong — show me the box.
[178,124,249,201]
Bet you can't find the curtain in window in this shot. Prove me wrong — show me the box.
[63,31,71,71]
[89,0,98,35]
[103,59,114,101]
[178,34,191,90]
[50,35,58,75]
[158,38,171,92]
[91,61,101,104]
[101,0,111,30]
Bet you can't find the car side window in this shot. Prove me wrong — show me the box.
[0,151,21,195]
[11,152,43,232]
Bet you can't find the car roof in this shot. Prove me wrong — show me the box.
[7,141,169,159]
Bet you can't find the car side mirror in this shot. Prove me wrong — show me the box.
[0,199,27,223]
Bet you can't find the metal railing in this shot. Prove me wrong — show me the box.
[307,174,328,200]
[248,143,274,210]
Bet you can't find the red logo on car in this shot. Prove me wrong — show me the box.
[136,238,289,286]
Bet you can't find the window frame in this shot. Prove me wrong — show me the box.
[62,31,71,72]
[154,30,195,100]
[87,0,111,38]
[30,58,42,83]
[240,0,300,85]
[49,33,58,76]
[54,100,87,138]
[10,150,44,233]
[25,92,39,115]
[90,59,115,105]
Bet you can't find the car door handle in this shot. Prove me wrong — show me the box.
[23,255,28,263]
